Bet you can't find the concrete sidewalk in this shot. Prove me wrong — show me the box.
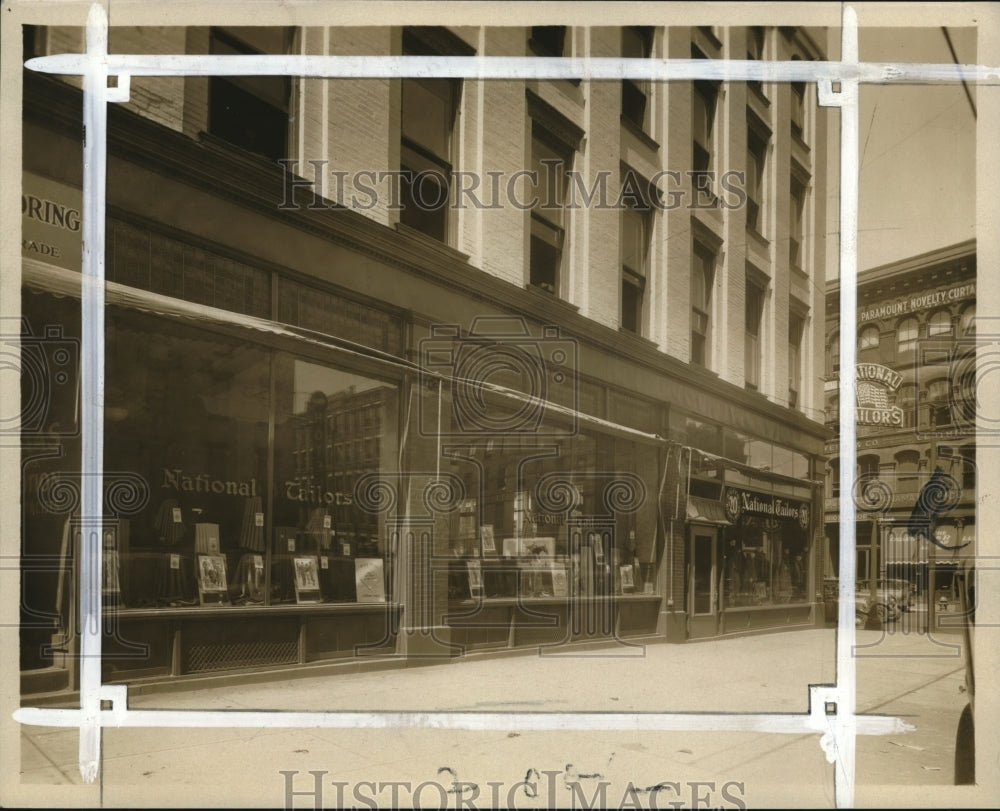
[11,627,972,808]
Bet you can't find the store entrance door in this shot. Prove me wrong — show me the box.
[689,526,718,638]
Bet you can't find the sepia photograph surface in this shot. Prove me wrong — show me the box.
[2,1,997,808]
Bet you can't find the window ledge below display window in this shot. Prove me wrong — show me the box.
[394,221,471,264]
[107,602,400,619]
[723,601,811,612]
[619,114,661,152]
[447,593,661,607]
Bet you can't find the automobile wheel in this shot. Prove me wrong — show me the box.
[954,703,975,785]
[856,610,868,630]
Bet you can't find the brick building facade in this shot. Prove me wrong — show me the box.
[17,20,832,695]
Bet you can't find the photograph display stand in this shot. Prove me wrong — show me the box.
[550,563,569,597]
[467,559,483,598]
[354,558,386,603]
[293,556,323,604]
[480,524,496,555]
[196,554,230,606]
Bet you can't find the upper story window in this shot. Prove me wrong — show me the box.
[789,312,805,409]
[620,173,652,335]
[928,309,953,337]
[960,303,976,335]
[530,26,567,57]
[526,90,583,297]
[790,56,806,141]
[895,450,921,492]
[746,26,766,98]
[927,378,952,428]
[789,175,806,270]
[896,383,917,429]
[745,279,766,391]
[530,128,571,294]
[746,122,769,235]
[859,325,880,351]
[829,332,840,376]
[691,240,716,368]
[399,28,467,242]
[897,316,918,354]
[208,27,292,162]
[621,27,654,132]
[692,62,719,201]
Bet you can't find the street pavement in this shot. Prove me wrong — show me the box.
[10,626,979,809]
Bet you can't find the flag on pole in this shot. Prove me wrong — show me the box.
[907,466,967,550]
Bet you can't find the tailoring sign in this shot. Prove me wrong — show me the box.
[855,363,903,427]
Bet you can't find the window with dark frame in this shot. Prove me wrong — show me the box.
[529,127,571,294]
[927,378,952,428]
[208,27,291,162]
[746,26,766,96]
[859,325,880,352]
[691,241,715,368]
[746,125,768,234]
[897,317,918,354]
[399,29,464,243]
[791,62,806,141]
[621,27,654,132]
[692,69,719,202]
[530,26,567,57]
[790,175,806,270]
[745,280,765,391]
[620,175,651,335]
[829,332,840,376]
[788,312,804,409]
[928,309,953,337]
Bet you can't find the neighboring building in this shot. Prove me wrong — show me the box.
[17,22,830,696]
[822,240,976,621]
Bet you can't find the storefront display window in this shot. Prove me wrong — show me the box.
[21,289,402,618]
[720,486,811,607]
[270,355,398,604]
[442,432,661,602]
[104,312,270,608]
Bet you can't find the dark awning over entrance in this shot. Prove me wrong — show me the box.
[687,496,731,526]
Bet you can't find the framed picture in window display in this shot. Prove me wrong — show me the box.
[293,556,323,603]
[480,524,497,555]
[467,560,483,598]
[197,554,230,605]
[620,564,635,593]
[550,563,569,597]
[354,558,386,603]
[103,550,122,601]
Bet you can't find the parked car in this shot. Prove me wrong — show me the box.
[854,578,902,628]
[879,577,916,612]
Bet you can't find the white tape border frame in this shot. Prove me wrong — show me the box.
[14,4,999,806]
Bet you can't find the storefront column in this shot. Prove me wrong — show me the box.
[392,380,459,660]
